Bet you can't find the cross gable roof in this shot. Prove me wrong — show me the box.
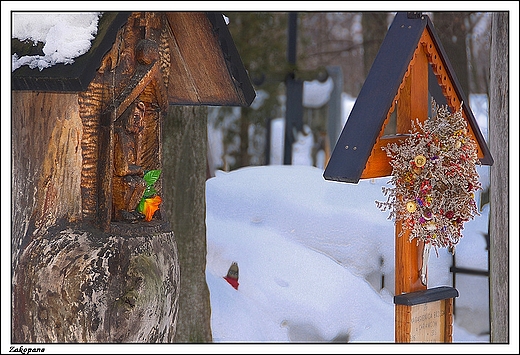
[323,12,493,184]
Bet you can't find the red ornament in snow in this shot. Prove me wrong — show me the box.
[224,262,239,290]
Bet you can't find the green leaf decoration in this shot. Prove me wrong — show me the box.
[138,170,161,211]
[143,170,161,186]
[143,185,157,199]
[137,198,145,213]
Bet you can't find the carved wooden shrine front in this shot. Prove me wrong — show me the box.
[112,101,148,222]
[79,13,168,233]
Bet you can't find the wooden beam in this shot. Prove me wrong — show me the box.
[394,41,429,342]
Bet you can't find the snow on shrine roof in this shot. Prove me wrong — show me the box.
[11,12,130,91]
[12,12,102,72]
[10,11,256,107]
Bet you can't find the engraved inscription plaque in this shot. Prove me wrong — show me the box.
[394,286,458,343]
[410,300,446,342]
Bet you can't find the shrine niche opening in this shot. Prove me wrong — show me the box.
[98,71,167,233]
[82,37,169,233]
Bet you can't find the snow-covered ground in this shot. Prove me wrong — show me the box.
[204,94,498,346]
[206,164,490,343]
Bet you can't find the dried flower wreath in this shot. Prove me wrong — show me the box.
[376,100,482,253]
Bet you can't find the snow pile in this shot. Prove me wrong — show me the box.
[205,164,491,343]
[11,12,101,71]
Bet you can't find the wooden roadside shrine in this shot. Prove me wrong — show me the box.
[11,11,254,343]
[323,12,493,343]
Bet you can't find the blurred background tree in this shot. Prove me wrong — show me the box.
[433,12,472,96]
[210,12,288,170]
[432,12,491,95]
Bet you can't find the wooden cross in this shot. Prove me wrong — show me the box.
[323,12,493,343]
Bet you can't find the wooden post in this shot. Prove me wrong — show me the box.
[489,11,509,343]
[394,41,429,342]
[395,225,427,342]
[395,224,426,296]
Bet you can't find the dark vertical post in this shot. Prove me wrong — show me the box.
[265,116,272,164]
[287,12,298,64]
[326,65,343,150]
[284,12,303,165]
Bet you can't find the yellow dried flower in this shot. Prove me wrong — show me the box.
[414,155,427,167]
[406,201,417,213]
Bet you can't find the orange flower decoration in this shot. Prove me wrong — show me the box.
[142,195,162,221]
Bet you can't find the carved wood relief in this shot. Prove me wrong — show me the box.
[79,12,168,232]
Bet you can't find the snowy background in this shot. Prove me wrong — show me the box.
[205,94,492,344]
[3,7,519,354]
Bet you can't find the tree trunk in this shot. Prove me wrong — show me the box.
[11,92,84,270]
[162,105,213,342]
[239,107,251,168]
[13,227,179,343]
[11,91,180,342]
[432,12,471,97]
[362,12,389,78]
[488,11,509,344]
